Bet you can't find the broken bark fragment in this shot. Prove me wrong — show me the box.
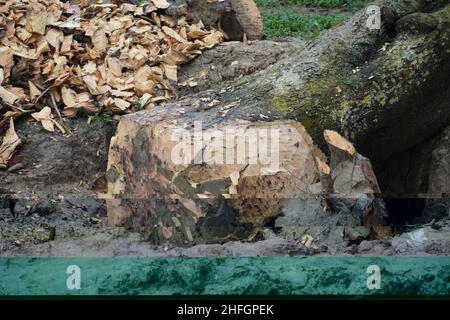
[324,130,389,238]
[275,130,389,243]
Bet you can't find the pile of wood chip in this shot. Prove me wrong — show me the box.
[0,0,224,131]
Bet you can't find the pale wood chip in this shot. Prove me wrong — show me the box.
[30,12,48,35]
[28,81,42,99]
[164,64,178,82]
[61,86,77,107]
[114,98,131,111]
[0,118,22,168]
[162,26,189,43]
[151,0,171,9]
[0,86,20,104]
[45,28,64,51]
[107,57,122,77]
[91,28,109,53]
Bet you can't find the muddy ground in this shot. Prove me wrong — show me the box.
[1,40,449,257]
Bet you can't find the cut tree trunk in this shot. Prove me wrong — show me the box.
[103,119,326,243]
[225,0,450,164]
[102,114,388,243]
[103,0,450,244]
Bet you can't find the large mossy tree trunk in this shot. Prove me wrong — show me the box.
[103,0,450,245]
[230,0,450,163]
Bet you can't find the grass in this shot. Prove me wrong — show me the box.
[158,0,372,40]
[262,10,347,39]
[89,113,114,122]
[134,97,144,111]
[256,0,372,39]
[255,0,371,9]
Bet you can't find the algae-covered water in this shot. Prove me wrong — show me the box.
[0,257,448,296]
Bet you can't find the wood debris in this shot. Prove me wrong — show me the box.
[0,117,22,169]
[0,0,224,127]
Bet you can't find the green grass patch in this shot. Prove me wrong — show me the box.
[262,10,347,39]
[255,0,371,9]
[134,97,144,111]
[89,113,114,122]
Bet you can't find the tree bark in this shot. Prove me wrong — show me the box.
[177,39,305,95]
[236,0,450,164]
